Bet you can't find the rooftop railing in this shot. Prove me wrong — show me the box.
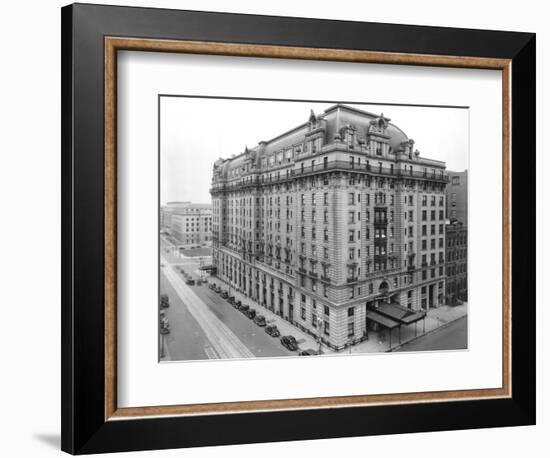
[211,160,449,191]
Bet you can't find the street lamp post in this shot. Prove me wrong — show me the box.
[160,332,166,359]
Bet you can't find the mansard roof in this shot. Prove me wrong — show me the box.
[215,104,414,178]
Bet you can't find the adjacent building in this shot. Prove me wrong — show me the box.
[445,170,468,305]
[161,201,213,247]
[445,220,467,304]
[446,170,468,225]
[210,105,449,350]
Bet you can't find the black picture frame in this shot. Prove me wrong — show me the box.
[61,3,536,454]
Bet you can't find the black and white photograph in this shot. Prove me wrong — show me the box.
[159,96,469,361]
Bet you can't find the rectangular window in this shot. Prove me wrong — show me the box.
[324,305,330,316]
[347,321,355,337]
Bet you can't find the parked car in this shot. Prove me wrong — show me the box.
[227,296,235,305]
[160,294,170,308]
[253,315,266,326]
[160,317,170,334]
[280,335,298,351]
[186,278,195,286]
[221,291,229,299]
[215,286,222,293]
[246,309,256,319]
[265,325,280,337]
[196,279,202,286]
[299,349,318,356]
[209,283,216,290]
[238,304,250,313]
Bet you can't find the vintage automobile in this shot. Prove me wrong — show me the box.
[265,325,280,337]
[227,296,235,305]
[160,294,170,309]
[221,290,229,299]
[160,316,170,335]
[209,283,216,290]
[280,335,298,351]
[238,304,250,314]
[185,278,195,286]
[253,315,267,326]
[246,309,256,319]
[299,349,318,356]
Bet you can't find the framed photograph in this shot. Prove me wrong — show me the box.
[61,3,536,454]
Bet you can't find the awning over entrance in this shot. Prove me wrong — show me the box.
[366,311,400,329]
[377,303,426,325]
[199,265,217,272]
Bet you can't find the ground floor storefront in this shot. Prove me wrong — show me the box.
[214,250,447,351]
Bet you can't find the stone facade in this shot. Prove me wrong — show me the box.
[445,222,468,304]
[444,170,468,305]
[210,105,449,350]
[446,170,468,225]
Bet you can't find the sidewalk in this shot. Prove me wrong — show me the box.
[210,277,327,353]
[350,303,468,353]
[207,274,468,355]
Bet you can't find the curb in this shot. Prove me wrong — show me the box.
[387,314,467,352]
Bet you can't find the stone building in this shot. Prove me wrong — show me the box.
[160,201,213,247]
[445,170,468,304]
[445,220,467,304]
[210,104,448,350]
[446,170,468,225]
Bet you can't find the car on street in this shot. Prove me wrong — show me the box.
[215,286,222,293]
[209,283,216,290]
[160,294,170,308]
[253,315,266,326]
[265,325,280,337]
[235,300,242,308]
[280,335,298,351]
[221,291,229,299]
[197,279,202,286]
[246,309,256,319]
[185,278,195,286]
[299,349,318,356]
[238,304,250,313]
[227,296,235,305]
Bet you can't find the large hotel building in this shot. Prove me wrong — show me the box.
[210,105,449,350]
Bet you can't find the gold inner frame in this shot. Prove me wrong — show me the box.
[104,37,512,421]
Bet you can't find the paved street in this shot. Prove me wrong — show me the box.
[160,238,468,360]
[394,315,468,352]
[160,249,294,360]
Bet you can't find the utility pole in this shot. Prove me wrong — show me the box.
[317,317,323,354]
[160,332,166,359]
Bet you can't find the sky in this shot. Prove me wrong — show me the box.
[160,97,469,204]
